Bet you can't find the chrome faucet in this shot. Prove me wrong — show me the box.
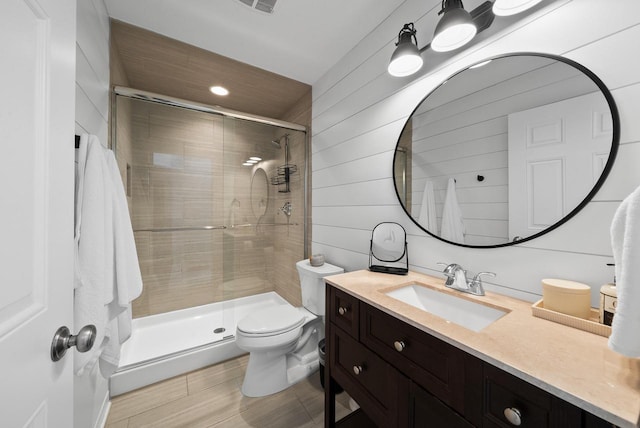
[437,263,495,296]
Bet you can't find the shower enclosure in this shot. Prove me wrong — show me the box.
[109,88,307,395]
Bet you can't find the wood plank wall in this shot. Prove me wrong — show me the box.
[311,0,640,306]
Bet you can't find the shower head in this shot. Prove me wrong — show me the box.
[271,133,289,149]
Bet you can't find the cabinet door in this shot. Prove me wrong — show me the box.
[409,382,475,428]
[329,287,360,338]
[330,325,405,427]
[483,364,582,428]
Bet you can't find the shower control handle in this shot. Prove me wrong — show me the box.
[338,306,349,316]
[51,325,97,362]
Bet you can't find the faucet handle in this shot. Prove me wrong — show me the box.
[469,272,495,296]
[473,272,496,282]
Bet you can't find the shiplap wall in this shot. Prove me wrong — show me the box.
[75,0,110,146]
[75,1,111,427]
[311,0,640,307]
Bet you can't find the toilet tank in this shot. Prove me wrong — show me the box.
[296,259,344,316]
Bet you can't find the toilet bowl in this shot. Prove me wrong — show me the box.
[236,259,343,397]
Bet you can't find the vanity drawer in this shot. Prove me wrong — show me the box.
[483,364,581,428]
[360,303,466,411]
[330,325,403,427]
[328,286,359,338]
[409,381,474,428]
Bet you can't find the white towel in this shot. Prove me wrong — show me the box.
[440,178,465,243]
[74,135,114,375]
[74,134,143,377]
[608,185,640,357]
[99,150,143,377]
[417,180,438,233]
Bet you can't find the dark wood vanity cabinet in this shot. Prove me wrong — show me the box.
[325,285,616,428]
[326,285,480,427]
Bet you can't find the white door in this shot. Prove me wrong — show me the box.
[508,92,613,241]
[0,0,76,426]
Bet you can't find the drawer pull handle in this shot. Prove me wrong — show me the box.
[503,407,522,426]
[353,365,364,375]
[338,306,349,316]
[394,341,405,352]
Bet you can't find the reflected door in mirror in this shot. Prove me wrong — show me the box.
[508,92,613,241]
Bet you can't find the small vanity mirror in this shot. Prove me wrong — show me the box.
[394,53,619,248]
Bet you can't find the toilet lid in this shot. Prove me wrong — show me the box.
[237,305,305,336]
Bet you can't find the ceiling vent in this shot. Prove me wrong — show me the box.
[236,0,278,14]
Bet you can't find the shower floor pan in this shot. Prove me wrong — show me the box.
[110,291,290,396]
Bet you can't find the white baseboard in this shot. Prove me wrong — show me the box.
[94,392,111,428]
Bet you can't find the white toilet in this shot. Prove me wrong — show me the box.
[236,259,344,397]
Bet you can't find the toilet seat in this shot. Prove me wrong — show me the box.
[237,305,305,337]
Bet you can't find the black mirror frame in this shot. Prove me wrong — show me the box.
[393,52,620,249]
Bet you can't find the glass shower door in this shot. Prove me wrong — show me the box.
[119,97,229,325]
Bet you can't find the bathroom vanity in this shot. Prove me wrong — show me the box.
[323,270,640,428]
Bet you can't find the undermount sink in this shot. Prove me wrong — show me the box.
[384,284,508,332]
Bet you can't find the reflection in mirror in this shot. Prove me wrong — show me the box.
[394,54,618,248]
[250,167,269,219]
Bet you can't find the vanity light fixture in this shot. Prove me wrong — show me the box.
[249,156,262,161]
[387,0,546,77]
[431,0,477,52]
[492,0,543,16]
[388,23,425,77]
[209,85,229,96]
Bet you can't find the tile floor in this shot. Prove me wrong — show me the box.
[105,355,353,428]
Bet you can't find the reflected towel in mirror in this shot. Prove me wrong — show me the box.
[418,180,438,233]
[441,178,465,243]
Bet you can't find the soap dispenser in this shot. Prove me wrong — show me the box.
[599,263,617,326]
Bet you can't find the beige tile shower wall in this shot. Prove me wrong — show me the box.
[311,0,640,307]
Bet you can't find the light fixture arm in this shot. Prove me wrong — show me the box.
[438,0,466,16]
[395,23,431,54]
[396,23,418,48]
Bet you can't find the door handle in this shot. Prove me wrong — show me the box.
[50,325,96,362]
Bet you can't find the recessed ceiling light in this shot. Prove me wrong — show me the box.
[249,157,262,161]
[209,86,229,96]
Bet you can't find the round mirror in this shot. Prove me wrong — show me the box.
[393,53,619,248]
[250,167,269,219]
